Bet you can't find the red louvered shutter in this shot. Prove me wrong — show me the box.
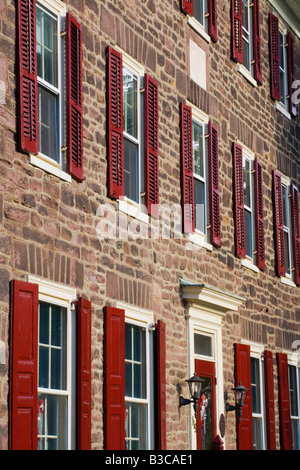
[254,158,265,270]
[66,13,83,181]
[269,14,280,102]
[181,0,193,16]
[232,0,243,63]
[144,74,159,218]
[208,0,217,43]
[277,353,293,450]
[264,350,276,450]
[233,143,246,258]
[107,47,124,199]
[234,343,253,450]
[253,0,262,85]
[287,33,297,118]
[9,280,39,450]
[155,320,167,450]
[77,297,92,450]
[104,306,125,450]
[208,122,221,247]
[17,0,39,154]
[291,184,300,286]
[273,170,285,277]
[180,103,194,234]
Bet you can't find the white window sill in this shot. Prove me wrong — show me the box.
[241,258,259,273]
[187,231,213,251]
[280,276,296,288]
[187,16,211,44]
[30,154,71,183]
[119,198,149,225]
[237,64,257,88]
[275,101,291,120]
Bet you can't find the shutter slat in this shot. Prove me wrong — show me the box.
[208,0,218,43]
[277,353,293,450]
[104,306,125,450]
[273,170,285,277]
[181,0,194,16]
[77,298,92,450]
[232,0,243,63]
[180,103,194,234]
[17,0,39,154]
[9,280,39,450]
[66,13,83,181]
[155,320,167,450]
[234,343,253,450]
[269,14,280,102]
[107,47,124,199]
[233,143,246,258]
[253,0,262,85]
[144,74,159,218]
[264,351,276,450]
[208,122,221,247]
[254,158,265,270]
[291,184,300,285]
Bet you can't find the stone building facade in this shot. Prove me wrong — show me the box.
[0,0,299,451]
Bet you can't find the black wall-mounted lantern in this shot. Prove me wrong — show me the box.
[179,373,204,419]
[225,382,249,423]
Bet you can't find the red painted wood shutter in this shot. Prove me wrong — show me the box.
[269,14,281,102]
[234,343,253,450]
[77,298,92,450]
[155,320,167,450]
[287,33,297,118]
[9,280,39,450]
[277,353,293,450]
[180,103,194,234]
[107,47,124,199]
[232,0,243,63]
[254,158,265,270]
[181,0,193,16]
[144,74,159,218]
[208,0,218,43]
[291,184,300,286]
[17,0,39,154]
[253,0,262,85]
[264,350,276,450]
[104,306,125,450]
[66,13,83,181]
[208,122,221,247]
[273,170,285,277]
[233,143,246,258]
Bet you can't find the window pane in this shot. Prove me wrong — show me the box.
[36,6,58,87]
[284,230,291,275]
[243,159,251,208]
[38,86,59,162]
[245,209,252,258]
[251,358,261,413]
[125,324,146,399]
[38,346,49,389]
[194,179,205,233]
[39,302,50,345]
[124,138,138,202]
[242,0,249,30]
[37,393,68,450]
[123,68,137,139]
[194,0,203,25]
[253,417,263,450]
[194,334,212,357]
[193,121,204,178]
[198,375,213,450]
[125,402,148,450]
[289,366,298,417]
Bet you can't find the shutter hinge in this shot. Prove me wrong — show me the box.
[149,323,156,331]
[71,301,78,310]
[60,30,67,37]
[139,87,145,94]
[140,191,146,197]
[61,145,67,152]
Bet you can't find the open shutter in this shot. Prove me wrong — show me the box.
[253,0,262,85]
[155,320,167,450]
[264,351,276,450]
[273,170,285,277]
[208,0,218,43]
[254,158,265,270]
[107,47,124,199]
[17,0,39,154]
[287,33,297,118]
[181,0,193,16]
[77,298,92,450]
[233,143,246,258]
[291,184,300,286]
[66,13,83,181]
[104,306,125,450]
[144,74,159,218]
[232,0,243,63]
[180,103,194,234]
[234,343,253,450]
[269,14,280,102]
[277,353,293,450]
[9,280,39,450]
[208,122,221,247]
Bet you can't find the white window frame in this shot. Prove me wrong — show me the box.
[279,173,296,287]
[30,0,71,182]
[117,302,154,450]
[27,275,77,450]
[288,352,300,450]
[187,0,211,44]
[237,1,258,87]
[275,21,292,120]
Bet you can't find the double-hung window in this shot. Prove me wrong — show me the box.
[279,28,289,112]
[289,363,300,450]
[180,0,217,43]
[243,152,255,261]
[242,0,254,76]
[251,355,266,450]
[192,113,208,235]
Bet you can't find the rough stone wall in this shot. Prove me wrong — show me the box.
[0,0,299,450]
